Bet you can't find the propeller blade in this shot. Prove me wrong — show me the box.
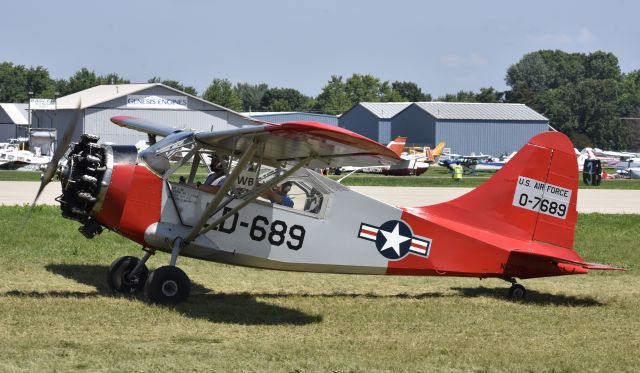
[26,100,82,217]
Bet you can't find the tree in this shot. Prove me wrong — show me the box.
[540,79,627,149]
[314,74,409,114]
[506,50,633,148]
[585,51,621,81]
[260,88,313,112]
[618,70,640,118]
[26,66,56,98]
[0,62,56,101]
[235,82,269,112]
[344,74,403,103]
[537,50,586,88]
[475,87,503,103]
[147,77,197,95]
[313,75,352,115]
[101,73,130,85]
[58,68,130,96]
[61,68,101,95]
[505,52,551,107]
[391,81,431,101]
[438,90,477,102]
[0,62,27,102]
[202,78,243,111]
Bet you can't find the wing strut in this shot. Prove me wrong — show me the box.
[195,155,312,239]
[187,150,202,185]
[184,140,260,243]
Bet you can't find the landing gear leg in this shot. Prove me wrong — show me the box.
[145,238,191,305]
[107,248,154,294]
[505,278,526,300]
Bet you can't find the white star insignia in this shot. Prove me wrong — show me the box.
[379,222,411,256]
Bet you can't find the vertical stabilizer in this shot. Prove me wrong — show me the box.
[387,137,407,157]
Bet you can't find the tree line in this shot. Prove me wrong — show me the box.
[1,50,639,150]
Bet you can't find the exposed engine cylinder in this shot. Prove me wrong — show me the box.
[58,134,138,238]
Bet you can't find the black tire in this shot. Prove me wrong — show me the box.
[508,284,526,300]
[107,256,149,294]
[145,266,191,305]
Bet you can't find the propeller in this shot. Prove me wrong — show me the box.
[25,100,82,219]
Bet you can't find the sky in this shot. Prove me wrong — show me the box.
[2,0,639,98]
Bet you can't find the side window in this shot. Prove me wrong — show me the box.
[270,181,325,216]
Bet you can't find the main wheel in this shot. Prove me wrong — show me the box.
[107,256,149,294]
[145,266,191,305]
[508,284,526,300]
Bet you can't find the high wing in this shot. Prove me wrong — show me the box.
[111,116,401,168]
[195,121,400,168]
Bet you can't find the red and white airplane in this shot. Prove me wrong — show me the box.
[32,114,623,304]
[382,137,445,176]
[345,137,444,176]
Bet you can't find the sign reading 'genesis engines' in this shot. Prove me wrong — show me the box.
[126,95,188,109]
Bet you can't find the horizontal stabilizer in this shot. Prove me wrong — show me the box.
[504,250,624,278]
[582,262,626,271]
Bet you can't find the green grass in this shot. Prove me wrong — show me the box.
[0,170,42,181]
[5,167,640,190]
[0,206,638,371]
[331,170,640,189]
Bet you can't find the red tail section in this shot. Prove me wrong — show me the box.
[395,132,591,278]
[424,131,578,249]
[387,136,407,157]
[391,131,623,278]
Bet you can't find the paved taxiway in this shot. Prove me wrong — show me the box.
[1,181,639,213]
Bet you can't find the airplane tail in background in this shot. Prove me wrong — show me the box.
[425,141,446,162]
[432,142,445,157]
[387,137,407,157]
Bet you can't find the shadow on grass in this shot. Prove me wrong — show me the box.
[452,286,604,307]
[39,263,322,326]
[245,291,447,299]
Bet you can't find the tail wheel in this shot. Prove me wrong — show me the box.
[508,284,526,300]
[145,266,191,305]
[107,256,149,294]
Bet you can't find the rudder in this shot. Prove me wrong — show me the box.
[387,136,407,157]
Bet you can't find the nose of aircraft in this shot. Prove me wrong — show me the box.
[57,134,139,238]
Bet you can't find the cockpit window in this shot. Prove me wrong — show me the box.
[287,181,325,215]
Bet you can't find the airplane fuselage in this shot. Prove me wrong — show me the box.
[93,163,586,280]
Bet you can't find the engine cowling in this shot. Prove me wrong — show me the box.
[58,134,138,238]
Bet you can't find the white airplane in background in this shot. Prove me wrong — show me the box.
[439,152,517,175]
[577,147,638,169]
[617,158,640,179]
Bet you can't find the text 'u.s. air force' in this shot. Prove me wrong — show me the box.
[512,176,572,219]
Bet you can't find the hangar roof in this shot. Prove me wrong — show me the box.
[0,103,28,125]
[55,83,241,114]
[56,83,156,109]
[359,102,412,119]
[413,102,548,121]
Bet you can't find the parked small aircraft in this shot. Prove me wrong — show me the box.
[342,137,444,176]
[577,147,639,170]
[439,153,512,175]
[31,114,623,304]
[381,137,445,176]
[617,158,640,179]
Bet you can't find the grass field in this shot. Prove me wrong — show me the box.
[3,167,640,189]
[0,206,638,371]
